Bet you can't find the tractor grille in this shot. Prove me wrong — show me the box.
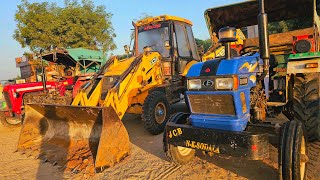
[188,94,235,115]
[3,91,12,109]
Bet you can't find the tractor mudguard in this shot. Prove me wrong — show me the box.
[17,103,129,174]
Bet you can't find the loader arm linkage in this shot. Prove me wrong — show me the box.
[17,52,165,174]
[71,56,116,106]
[71,53,163,115]
[103,53,164,119]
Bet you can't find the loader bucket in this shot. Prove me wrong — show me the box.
[17,104,130,174]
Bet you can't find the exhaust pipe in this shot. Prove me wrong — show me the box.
[40,49,47,91]
[257,0,270,81]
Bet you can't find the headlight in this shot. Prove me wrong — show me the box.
[188,79,201,90]
[215,78,234,90]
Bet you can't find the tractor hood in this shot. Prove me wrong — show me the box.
[187,53,262,77]
[205,0,314,41]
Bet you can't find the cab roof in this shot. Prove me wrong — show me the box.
[205,0,314,35]
[136,15,193,27]
[42,47,106,67]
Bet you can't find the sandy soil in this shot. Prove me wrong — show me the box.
[0,103,279,180]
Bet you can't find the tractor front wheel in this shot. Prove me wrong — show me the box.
[163,112,195,165]
[142,91,170,135]
[279,120,307,180]
[0,112,21,128]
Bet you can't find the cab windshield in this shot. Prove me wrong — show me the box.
[138,24,170,57]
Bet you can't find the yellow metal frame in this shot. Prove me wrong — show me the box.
[72,52,164,119]
[72,14,198,117]
[202,29,246,61]
[136,15,192,27]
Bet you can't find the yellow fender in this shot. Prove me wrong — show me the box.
[182,60,199,76]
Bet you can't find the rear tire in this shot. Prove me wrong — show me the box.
[163,112,195,165]
[279,120,307,180]
[306,141,320,180]
[293,74,320,140]
[142,91,170,135]
[293,73,320,180]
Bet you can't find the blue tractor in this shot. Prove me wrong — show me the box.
[163,0,320,179]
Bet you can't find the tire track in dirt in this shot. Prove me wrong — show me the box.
[0,126,63,180]
[98,109,278,180]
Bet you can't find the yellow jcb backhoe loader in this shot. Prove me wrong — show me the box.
[17,15,200,174]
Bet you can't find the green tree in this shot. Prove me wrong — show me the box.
[268,17,312,34]
[195,38,212,52]
[131,13,152,40]
[14,0,116,53]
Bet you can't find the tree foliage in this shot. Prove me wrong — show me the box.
[268,17,312,34]
[14,0,116,53]
[130,13,152,40]
[195,38,212,52]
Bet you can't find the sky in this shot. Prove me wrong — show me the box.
[0,0,242,80]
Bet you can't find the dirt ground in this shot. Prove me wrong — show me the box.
[0,103,279,180]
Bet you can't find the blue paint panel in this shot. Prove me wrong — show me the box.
[187,53,262,78]
[185,53,264,132]
[190,113,250,131]
[216,53,261,75]
[186,90,251,132]
[187,62,203,77]
[215,58,240,75]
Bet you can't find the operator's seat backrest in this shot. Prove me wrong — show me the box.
[244,27,313,54]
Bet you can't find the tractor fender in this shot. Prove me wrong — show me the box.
[287,59,320,74]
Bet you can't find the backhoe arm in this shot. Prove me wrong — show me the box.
[103,52,164,119]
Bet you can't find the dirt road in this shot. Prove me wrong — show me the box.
[0,103,278,180]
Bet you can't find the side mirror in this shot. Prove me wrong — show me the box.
[164,40,171,50]
[124,45,130,54]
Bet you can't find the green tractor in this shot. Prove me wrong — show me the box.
[164,0,320,179]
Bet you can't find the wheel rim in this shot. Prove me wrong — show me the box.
[154,102,166,124]
[6,117,21,125]
[177,146,193,156]
[300,135,307,180]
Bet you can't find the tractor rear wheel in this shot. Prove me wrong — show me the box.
[142,91,170,135]
[293,73,320,180]
[279,120,307,180]
[163,112,195,165]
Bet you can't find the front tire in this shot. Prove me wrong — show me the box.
[142,91,170,135]
[279,120,307,180]
[163,112,195,165]
[0,112,21,128]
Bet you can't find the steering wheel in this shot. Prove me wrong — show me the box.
[52,75,67,81]
[240,46,260,56]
